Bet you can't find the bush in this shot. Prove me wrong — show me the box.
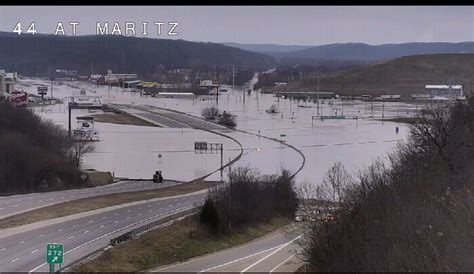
[201,106,220,120]
[217,111,237,129]
[200,198,219,234]
[201,167,297,234]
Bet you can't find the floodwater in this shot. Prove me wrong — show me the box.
[18,75,415,186]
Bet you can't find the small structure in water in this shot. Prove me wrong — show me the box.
[73,116,100,141]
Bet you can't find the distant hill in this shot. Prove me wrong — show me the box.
[222,42,313,55]
[283,42,474,61]
[0,33,276,78]
[271,54,474,96]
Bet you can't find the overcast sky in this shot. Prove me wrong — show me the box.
[1,6,473,45]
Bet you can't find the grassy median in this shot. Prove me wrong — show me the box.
[0,181,218,229]
[73,216,290,272]
[92,112,160,127]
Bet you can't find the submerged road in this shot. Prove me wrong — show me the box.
[0,191,206,272]
[0,180,178,219]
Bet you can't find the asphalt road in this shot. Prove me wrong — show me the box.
[152,225,304,273]
[0,191,206,272]
[0,180,178,219]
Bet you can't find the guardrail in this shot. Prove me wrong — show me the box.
[109,207,199,246]
[60,206,200,272]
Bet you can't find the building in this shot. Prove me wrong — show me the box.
[122,80,142,89]
[424,85,464,100]
[55,69,78,80]
[0,70,18,101]
[104,73,138,84]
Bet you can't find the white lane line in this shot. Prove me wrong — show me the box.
[57,229,64,232]
[88,220,94,223]
[270,254,296,272]
[0,247,5,251]
[38,235,45,238]
[19,240,25,244]
[67,236,74,240]
[99,225,105,228]
[11,258,19,263]
[199,244,285,273]
[84,230,89,234]
[126,216,131,219]
[31,249,39,254]
[29,206,195,273]
[114,220,119,223]
[241,235,302,273]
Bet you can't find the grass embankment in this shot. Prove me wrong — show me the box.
[0,181,217,229]
[73,216,291,272]
[92,112,159,127]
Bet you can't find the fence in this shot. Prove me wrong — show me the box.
[109,207,199,246]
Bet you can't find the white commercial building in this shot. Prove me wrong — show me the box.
[424,84,464,100]
[0,70,18,100]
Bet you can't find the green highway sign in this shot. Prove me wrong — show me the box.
[46,243,64,264]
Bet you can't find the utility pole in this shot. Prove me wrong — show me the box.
[317,73,320,116]
[232,65,235,87]
[50,77,54,99]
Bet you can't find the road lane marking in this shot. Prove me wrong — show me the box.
[126,216,131,219]
[88,220,94,223]
[270,254,296,272]
[199,244,285,272]
[11,258,19,262]
[38,235,45,238]
[19,240,25,244]
[31,249,39,254]
[29,206,195,273]
[0,247,5,251]
[241,235,302,273]
[57,229,64,232]
[67,236,74,239]
[84,230,89,234]
[100,225,104,228]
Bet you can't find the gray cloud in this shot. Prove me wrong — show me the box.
[0,6,473,45]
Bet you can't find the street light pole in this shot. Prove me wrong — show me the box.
[317,73,320,116]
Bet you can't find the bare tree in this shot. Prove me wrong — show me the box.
[68,137,94,167]
[201,106,220,120]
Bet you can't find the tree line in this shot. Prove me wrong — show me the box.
[302,97,474,271]
[0,102,90,194]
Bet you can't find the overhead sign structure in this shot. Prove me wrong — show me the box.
[46,243,64,264]
[194,141,208,150]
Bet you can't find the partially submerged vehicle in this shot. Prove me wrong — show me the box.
[153,170,164,183]
[265,104,280,113]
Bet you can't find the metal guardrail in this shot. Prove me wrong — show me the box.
[60,207,200,272]
[109,207,199,246]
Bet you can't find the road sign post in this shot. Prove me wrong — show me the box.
[47,243,63,273]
